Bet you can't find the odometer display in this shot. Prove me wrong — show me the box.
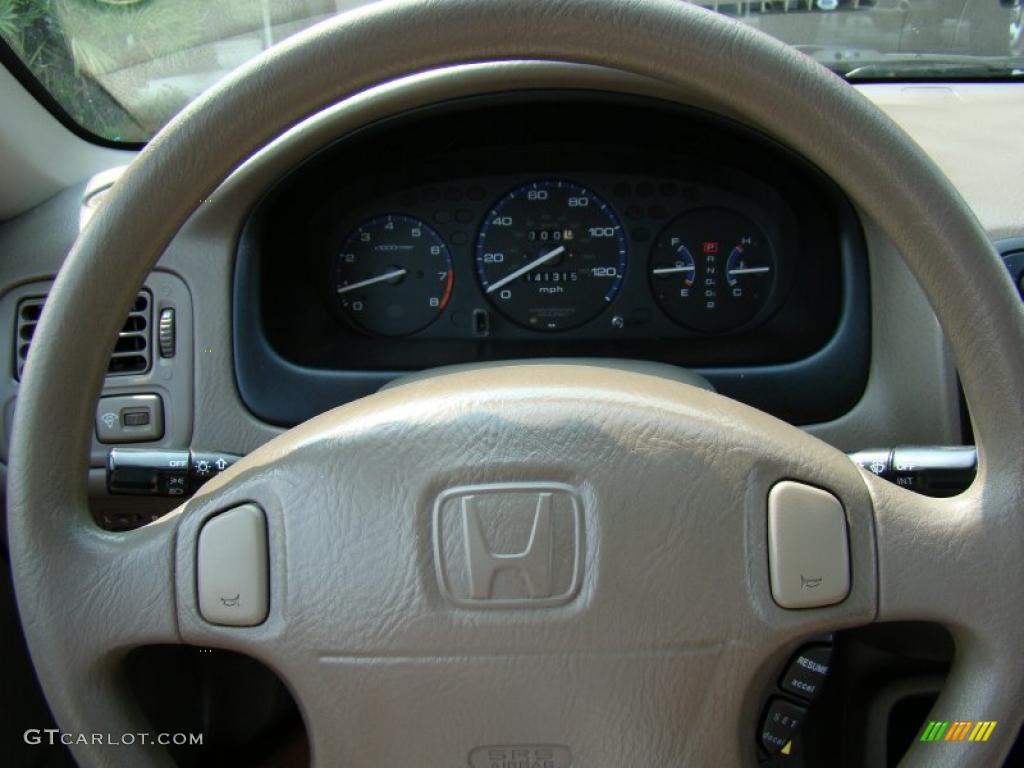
[475,180,627,331]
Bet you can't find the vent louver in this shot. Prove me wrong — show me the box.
[15,291,152,379]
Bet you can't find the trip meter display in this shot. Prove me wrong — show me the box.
[650,208,776,333]
[475,179,627,331]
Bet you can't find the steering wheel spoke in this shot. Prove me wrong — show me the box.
[869,475,986,624]
[865,471,1024,767]
[72,517,181,652]
[8,510,180,767]
[11,508,180,661]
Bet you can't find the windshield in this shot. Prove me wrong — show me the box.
[0,0,1021,144]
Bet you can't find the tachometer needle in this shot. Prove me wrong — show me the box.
[336,268,407,294]
[727,266,771,276]
[486,246,566,294]
[652,265,696,275]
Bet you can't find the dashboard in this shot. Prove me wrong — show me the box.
[236,92,869,427]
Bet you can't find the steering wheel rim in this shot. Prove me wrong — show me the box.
[8,1,1024,766]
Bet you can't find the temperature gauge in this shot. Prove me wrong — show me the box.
[650,209,776,333]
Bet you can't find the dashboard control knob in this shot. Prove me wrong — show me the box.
[158,307,176,358]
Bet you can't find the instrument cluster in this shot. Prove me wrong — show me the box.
[329,174,789,341]
[243,93,862,426]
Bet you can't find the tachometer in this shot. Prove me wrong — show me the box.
[475,180,627,331]
[333,214,453,336]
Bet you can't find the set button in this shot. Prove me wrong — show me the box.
[760,697,807,755]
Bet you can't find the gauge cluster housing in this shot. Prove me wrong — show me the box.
[235,92,869,426]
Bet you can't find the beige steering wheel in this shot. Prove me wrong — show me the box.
[8,1,1024,766]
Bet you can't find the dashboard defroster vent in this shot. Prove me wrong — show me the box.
[15,290,153,379]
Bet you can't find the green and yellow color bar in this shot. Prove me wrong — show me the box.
[920,721,997,743]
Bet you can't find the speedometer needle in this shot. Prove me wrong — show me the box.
[486,246,566,294]
[336,268,407,294]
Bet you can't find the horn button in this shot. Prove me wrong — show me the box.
[433,483,584,608]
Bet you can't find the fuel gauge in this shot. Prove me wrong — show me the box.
[650,208,776,333]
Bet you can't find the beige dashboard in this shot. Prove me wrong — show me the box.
[861,82,1024,240]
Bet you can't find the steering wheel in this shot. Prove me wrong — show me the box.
[8,1,1024,766]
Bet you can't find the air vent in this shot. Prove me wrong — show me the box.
[15,291,152,379]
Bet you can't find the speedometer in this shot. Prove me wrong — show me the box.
[475,180,627,331]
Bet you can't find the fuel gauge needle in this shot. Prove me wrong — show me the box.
[486,246,565,294]
[336,268,407,294]
[652,265,696,275]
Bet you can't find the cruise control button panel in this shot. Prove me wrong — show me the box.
[756,638,835,763]
[197,504,268,626]
[780,644,833,701]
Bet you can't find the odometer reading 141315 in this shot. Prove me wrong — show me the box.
[475,179,627,331]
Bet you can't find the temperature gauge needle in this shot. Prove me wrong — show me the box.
[336,268,407,294]
[486,246,566,294]
[727,266,771,276]
[652,265,696,276]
